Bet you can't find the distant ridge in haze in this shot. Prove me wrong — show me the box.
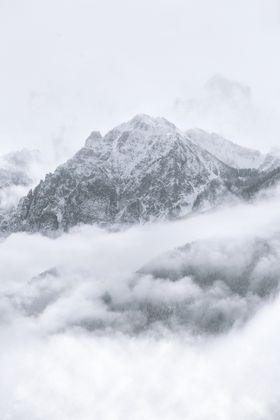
[1,114,280,234]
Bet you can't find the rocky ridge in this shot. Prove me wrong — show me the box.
[1,114,279,234]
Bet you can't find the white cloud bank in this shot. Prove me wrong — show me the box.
[1,193,280,418]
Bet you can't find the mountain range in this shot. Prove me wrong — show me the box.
[1,114,280,234]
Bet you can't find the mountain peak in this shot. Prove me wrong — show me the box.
[3,115,272,235]
[187,128,264,169]
[84,131,103,148]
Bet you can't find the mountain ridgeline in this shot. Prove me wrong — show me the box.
[1,114,279,234]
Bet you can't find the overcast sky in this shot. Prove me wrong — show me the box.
[1,0,280,157]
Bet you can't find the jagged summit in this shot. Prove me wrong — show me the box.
[1,114,279,235]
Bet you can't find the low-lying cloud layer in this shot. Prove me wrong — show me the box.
[1,193,280,418]
[1,1,280,418]
[3,227,280,337]
[0,149,56,214]
[0,192,279,334]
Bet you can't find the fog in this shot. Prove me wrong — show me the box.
[1,0,280,158]
[2,312,280,420]
[1,192,280,418]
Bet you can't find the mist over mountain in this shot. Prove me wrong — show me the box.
[0,149,44,214]
[1,116,280,339]
[174,76,256,141]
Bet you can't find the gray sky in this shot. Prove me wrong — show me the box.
[1,0,280,158]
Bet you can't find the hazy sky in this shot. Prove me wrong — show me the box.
[2,193,280,419]
[1,0,280,157]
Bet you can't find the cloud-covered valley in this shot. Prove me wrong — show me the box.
[1,192,280,335]
[1,193,280,418]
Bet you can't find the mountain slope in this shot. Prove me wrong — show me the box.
[186,128,264,169]
[187,128,280,177]
[1,114,251,234]
[135,235,280,334]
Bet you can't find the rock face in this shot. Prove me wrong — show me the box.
[1,114,256,234]
[25,234,279,335]
[19,235,280,335]
[134,236,280,334]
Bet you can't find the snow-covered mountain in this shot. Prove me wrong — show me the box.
[186,128,264,169]
[1,114,255,234]
[2,114,279,235]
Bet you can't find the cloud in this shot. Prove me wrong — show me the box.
[0,191,280,417]
[5,233,280,336]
